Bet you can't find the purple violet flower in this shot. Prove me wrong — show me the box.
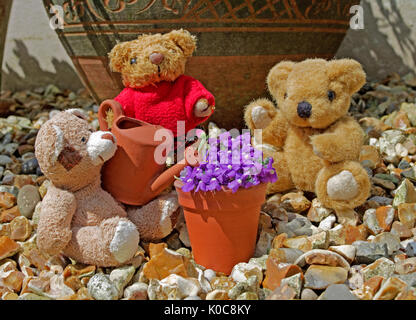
[177,131,277,193]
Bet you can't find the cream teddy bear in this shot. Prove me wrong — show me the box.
[35,110,178,266]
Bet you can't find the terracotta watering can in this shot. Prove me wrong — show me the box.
[98,100,196,206]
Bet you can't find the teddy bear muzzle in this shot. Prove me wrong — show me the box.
[86,131,117,166]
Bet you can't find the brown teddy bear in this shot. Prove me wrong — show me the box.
[107,29,215,137]
[244,58,371,211]
[35,110,179,267]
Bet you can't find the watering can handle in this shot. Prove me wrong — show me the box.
[98,99,125,131]
[150,145,201,194]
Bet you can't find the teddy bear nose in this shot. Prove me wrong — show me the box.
[149,52,164,65]
[297,101,312,118]
[102,133,115,143]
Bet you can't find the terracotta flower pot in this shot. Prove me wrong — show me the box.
[175,180,267,274]
[42,0,359,130]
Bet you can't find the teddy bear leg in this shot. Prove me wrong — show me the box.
[315,160,371,211]
[64,216,139,267]
[127,191,180,241]
[264,149,294,195]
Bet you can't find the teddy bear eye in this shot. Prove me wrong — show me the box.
[328,90,336,102]
[130,57,137,65]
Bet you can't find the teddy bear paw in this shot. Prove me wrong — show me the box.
[251,106,272,129]
[326,170,359,201]
[194,99,214,117]
[109,220,140,263]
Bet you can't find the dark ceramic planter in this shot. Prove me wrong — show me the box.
[43,0,359,129]
[0,0,12,89]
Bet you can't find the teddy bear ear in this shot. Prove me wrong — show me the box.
[165,29,197,57]
[267,61,295,96]
[327,59,366,94]
[108,42,129,73]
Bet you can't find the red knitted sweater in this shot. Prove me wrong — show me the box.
[114,75,215,137]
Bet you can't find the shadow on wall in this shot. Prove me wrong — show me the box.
[1,39,83,92]
[336,0,416,80]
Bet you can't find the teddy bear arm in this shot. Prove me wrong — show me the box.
[310,116,364,163]
[37,186,76,256]
[244,98,277,131]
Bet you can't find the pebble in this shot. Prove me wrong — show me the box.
[0,155,12,166]
[280,192,311,213]
[304,265,348,290]
[21,158,39,175]
[230,262,263,284]
[109,265,136,298]
[352,241,389,264]
[266,284,296,300]
[318,214,336,231]
[371,232,401,255]
[393,179,416,207]
[10,216,32,241]
[301,288,318,300]
[361,257,395,282]
[328,245,356,264]
[123,282,148,300]
[143,244,197,280]
[283,236,312,252]
[0,206,21,223]
[0,192,16,209]
[373,277,408,300]
[391,221,413,239]
[17,185,40,218]
[0,186,19,197]
[363,206,395,235]
[397,203,416,228]
[254,230,274,257]
[307,198,333,222]
[280,273,303,298]
[405,241,416,257]
[148,274,201,300]
[276,216,312,237]
[395,257,416,275]
[308,231,329,249]
[334,208,360,226]
[228,275,257,300]
[87,273,119,300]
[268,248,304,264]
[263,257,302,290]
[0,236,20,259]
[318,284,358,300]
[205,289,229,300]
[295,249,350,270]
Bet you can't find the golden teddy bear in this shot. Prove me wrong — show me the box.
[35,110,179,267]
[244,58,371,211]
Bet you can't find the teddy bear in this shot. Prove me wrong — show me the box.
[106,29,215,137]
[35,109,180,267]
[244,58,371,212]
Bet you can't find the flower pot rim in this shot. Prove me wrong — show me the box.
[174,179,266,195]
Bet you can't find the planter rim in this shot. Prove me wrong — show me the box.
[174,179,267,212]
[174,179,266,196]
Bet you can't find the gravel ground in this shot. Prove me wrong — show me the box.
[0,73,416,300]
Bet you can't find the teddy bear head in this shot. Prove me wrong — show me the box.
[109,29,196,88]
[267,58,366,129]
[35,110,117,191]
